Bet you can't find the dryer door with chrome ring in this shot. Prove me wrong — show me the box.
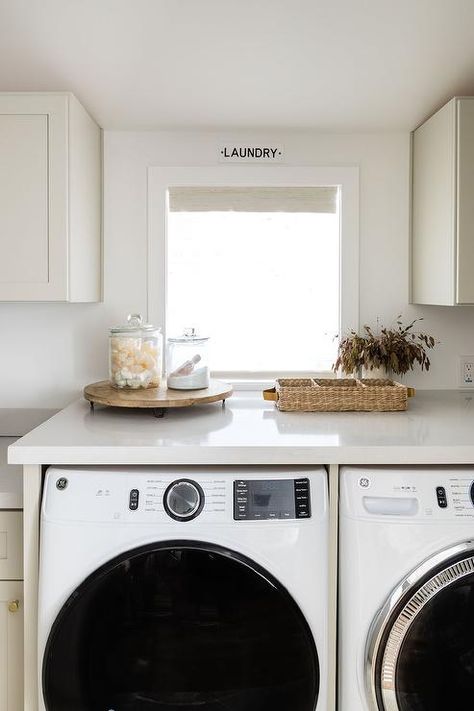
[369,543,474,711]
[43,541,319,711]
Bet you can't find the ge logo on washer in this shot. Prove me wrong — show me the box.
[358,477,370,489]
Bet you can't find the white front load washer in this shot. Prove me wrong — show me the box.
[39,465,328,711]
[339,465,474,711]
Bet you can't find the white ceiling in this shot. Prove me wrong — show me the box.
[1,0,474,131]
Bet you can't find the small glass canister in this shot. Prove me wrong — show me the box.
[109,314,163,389]
[167,328,210,390]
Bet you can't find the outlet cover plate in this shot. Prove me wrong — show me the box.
[459,356,474,388]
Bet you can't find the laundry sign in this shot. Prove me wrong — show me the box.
[219,145,284,162]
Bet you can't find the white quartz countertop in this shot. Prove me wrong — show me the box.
[0,409,56,506]
[0,437,22,507]
[8,390,474,466]
[0,408,56,437]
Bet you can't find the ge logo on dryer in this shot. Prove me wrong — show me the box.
[358,477,371,489]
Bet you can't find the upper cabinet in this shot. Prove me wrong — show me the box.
[411,97,474,305]
[0,93,101,302]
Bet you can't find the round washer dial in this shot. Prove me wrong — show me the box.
[164,479,205,521]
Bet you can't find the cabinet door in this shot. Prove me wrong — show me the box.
[411,99,457,305]
[0,94,67,301]
[0,513,22,581]
[456,99,474,303]
[0,581,23,711]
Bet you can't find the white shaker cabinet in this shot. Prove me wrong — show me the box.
[0,581,23,711]
[0,438,23,711]
[411,97,474,305]
[0,93,101,301]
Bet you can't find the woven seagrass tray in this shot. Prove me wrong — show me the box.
[263,378,415,412]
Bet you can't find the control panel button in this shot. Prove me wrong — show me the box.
[234,480,250,520]
[294,478,311,519]
[436,486,447,509]
[129,488,139,511]
[164,479,204,521]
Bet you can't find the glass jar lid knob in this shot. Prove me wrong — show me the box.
[127,313,143,328]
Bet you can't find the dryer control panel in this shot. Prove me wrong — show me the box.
[341,466,474,521]
[233,478,311,520]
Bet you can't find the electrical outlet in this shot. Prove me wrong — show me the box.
[459,356,474,388]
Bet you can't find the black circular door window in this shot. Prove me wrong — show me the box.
[43,541,319,711]
[374,553,474,711]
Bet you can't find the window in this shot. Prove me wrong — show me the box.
[148,167,359,380]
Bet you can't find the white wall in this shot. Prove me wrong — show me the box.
[0,129,473,408]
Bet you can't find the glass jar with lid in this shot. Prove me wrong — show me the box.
[167,329,210,390]
[109,314,163,389]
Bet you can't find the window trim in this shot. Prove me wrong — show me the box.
[147,165,359,382]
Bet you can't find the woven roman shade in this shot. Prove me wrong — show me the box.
[168,186,338,214]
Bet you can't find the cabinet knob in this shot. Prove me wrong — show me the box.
[8,599,20,613]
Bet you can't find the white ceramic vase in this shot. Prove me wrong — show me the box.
[361,366,389,380]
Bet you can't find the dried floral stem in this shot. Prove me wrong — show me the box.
[333,316,437,376]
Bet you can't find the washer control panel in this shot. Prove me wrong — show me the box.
[43,467,327,524]
[234,478,311,520]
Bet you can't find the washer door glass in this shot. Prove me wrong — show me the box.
[375,553,474,711]
[43,542,319,711]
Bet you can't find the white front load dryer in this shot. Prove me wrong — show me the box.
[38,466,328,711]
[339,465,474,711]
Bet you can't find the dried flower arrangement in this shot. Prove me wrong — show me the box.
[333,316,437,376]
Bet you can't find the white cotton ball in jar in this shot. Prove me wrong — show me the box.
[109,315,163,389]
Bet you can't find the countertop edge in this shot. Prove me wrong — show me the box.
[9,445,474,467]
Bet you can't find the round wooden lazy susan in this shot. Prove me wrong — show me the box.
[84,379,233,418]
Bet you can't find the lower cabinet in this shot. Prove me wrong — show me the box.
[0,581,23,711]
[0,509,23,711]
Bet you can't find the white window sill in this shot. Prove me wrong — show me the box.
[212,373,336,391]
